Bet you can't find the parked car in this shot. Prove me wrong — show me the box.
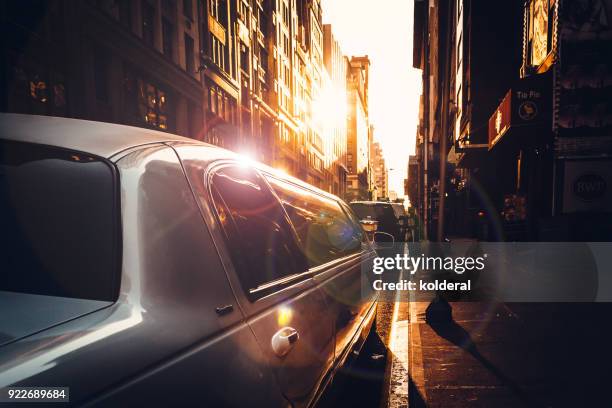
[349,201,403,242]
[0,114,378,407]
[391,203,409,241]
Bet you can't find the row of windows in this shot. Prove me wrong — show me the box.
[6,56,67,118]
[307,152,323,172]
[92,51,173,131]
[209,164,363,296]
[98,1,196,75]
[208,85,236,124]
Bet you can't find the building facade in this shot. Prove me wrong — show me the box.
[370,140,388,200]
[522,0,612,240]
[1,0,368,201]
[2,0,205,139]
[323,23,348,197]
[413,0,527,240]
[346,55,371,201]
[411,0,612,241]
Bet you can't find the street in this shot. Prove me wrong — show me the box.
[318,246,612,408]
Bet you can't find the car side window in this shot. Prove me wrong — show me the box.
[265,175,362,268]
[210,165,306,294]
[339,202,367,242]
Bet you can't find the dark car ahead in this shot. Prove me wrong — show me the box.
[391,203,409,241]
[349,201,403,242]
[0,114,378,408]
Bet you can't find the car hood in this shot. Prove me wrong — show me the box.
[0,291,112,347]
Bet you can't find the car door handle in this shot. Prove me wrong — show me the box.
[271,327,299,357]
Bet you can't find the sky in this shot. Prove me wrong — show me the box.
[322,0,422,200]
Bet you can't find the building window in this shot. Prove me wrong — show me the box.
[162,18,174,59]
[209,0,219,19]
[240,43,249,73]
[138,80,169,130]
[185,34,195,73]
[211,36,226,71]
[209,0,226,22]
[209,87,217,114]
[183,0,193,19]
[238,0,249,20]
[7,55,67,117]
[142,1,155,47]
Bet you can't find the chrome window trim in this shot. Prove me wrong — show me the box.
[249,251,365,296]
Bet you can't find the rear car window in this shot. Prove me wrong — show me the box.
[0,141,119,301]
[266,176,362,268]
[209,165,307,294]
[391,204,407,218]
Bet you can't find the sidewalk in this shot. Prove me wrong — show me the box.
[408,301,529,407]
[407,300,612,408]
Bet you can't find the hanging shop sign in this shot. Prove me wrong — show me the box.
[488,76,551,150]
[488,90,512,149]
[562,159,612,213]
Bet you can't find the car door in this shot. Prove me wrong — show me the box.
[177,154,336,407]
[263,176,376,366]
[326,201,378,358]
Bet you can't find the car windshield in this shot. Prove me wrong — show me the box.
[0,141,119,301]
[350,202,395,221]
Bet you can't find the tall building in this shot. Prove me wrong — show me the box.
[323,23,348,198]
[201,0,242,152]
[300,0,326,188]
[516,0,612,240]
[406,154,418,208]
[2,0,205,138]
[0,0,363,199]
[411,0,611,241]
[412,0,523,240]
[233,0,276,164]
[346,55,371,201]
[370,139,388,200]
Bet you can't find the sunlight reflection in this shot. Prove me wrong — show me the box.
[277,306,293,327]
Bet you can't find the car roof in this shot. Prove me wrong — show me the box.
[0,113,197,158]
[0,114,343,203]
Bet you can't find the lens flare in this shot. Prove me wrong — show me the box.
[277,306,293,326]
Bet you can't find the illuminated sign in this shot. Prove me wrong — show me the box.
[531,0,549,67]
[488,90,511,149]
[488,79,549,150]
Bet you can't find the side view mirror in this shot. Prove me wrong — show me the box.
[373,231,395,249]
[360,219,378,232]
